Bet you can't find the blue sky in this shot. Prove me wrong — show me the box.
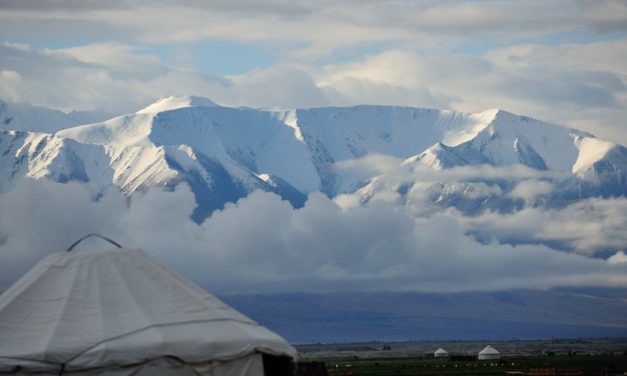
[185,41,273,75]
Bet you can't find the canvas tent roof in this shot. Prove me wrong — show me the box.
[0,241,296,374]
[478,345,500,355]
[434,348,448,355]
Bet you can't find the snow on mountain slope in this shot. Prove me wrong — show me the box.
[58,113,157,146]
[0,100,111,133]
[2,96,626,221]
[569,137,627,197]
[408,110,590,172]
[573,136,627,182]
[0,129,112,193]
[277,106,500,194]
[58,102,321,194]
[137,95,218,114]
[350,110,626,211]
[54,98,315,219]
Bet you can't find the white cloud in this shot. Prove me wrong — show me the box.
[1,1,625,55]
[0,69,22,103]
[609,251,627,265]
[1,179,626,294]
[0,43,335,113]
[459,198,627,256]
[507,179,554,203]
[0,43,228,113]
[317,46,627,144]
[336,154,555,187]
[334,156,627,256]
[0,181,127,287]
[58,43,166,77]
[485,40,627,76]
[2,38,625,144]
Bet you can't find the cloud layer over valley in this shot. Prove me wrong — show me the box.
[1,179,625,294]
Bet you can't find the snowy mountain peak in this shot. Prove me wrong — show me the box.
[137,95,219,114]
[2,99,626,222]
[56,96,220,147]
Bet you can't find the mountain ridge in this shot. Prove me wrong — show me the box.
[1,95,626,222]
[221,288,627,343]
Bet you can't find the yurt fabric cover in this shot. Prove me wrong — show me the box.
[0,248,296,375]
[477,345,500,360]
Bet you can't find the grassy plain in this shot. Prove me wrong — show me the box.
[311,355,627,375]
[297,339,627,375]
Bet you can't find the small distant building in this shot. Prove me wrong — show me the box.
[478,345,500,360]
[434,348,449,358]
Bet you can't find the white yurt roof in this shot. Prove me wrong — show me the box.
[434,348,448,355]
[0,238,296,374]
[478,345,500,355]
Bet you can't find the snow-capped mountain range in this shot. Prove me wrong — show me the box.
[1,96,626,221]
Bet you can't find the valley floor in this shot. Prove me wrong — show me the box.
[297,339,627,376]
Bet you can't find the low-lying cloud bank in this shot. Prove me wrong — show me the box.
[459,198,627,256]
[336,154,627,256]
[1,179,626,294]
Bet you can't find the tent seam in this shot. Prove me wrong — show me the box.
[38,257,83,363]
[63,316,259,365]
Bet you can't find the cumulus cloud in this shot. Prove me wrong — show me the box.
[1,1,625,54]
[337,154,555,181]
[318,47,627,144]
[0,43,335,114]
[334,155,627,256]
[1,179,626,295]
[2,37,626,144]
[0,43,229,113]
[459,198,627,256]
[0,181,127,286]
[609,251,627,265]
[507,179,554,203]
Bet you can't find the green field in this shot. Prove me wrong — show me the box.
[302,354,627,375]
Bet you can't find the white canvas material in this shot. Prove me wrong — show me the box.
[0,248,296,375]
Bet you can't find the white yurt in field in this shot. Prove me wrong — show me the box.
[0,235,296,375]
[477,345,500,360]
[434,348,448,358]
